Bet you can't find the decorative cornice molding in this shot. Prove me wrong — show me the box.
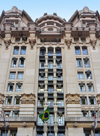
[29,38,36,49]
[0,93,5,104]
[21,93,35,104]
[4,38,11,49]
[65,38,72,49]
[90,38,97,49]
[65,94,80,104]
[96,94,100,104]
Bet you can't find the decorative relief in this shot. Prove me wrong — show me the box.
[66,94,80,104]
[4,38,11,49]
[96,94,100,104]
[21,93,35,104]
[29,38,36,49]
[90,39,97,49]
[65,38,72,49]
[0,94,5,104]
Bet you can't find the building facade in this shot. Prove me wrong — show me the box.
[0,6,100,136]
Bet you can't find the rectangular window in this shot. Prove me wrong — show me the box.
[16,83,22,92]
[87,83,94,92]
[39,76,45,80]
[57,76,63,80]
[79,83,86,92]
[80,97,87,105]
[89,97,96,105]
[47,114,54,125]
[57,100,64,106]
[40,62,45,68]
[84,130,91,136]
[57,114,64,126]
[47,100,54,107]
[48,76,53,80]
[81,38,86,42]
[19,58,25,67]
[13,46,19,55]
[1,130,8,136]
[74,38,79,42]
[91,111,97,117]
[38,87,44,92]
[17,72,24,79]
[13,111,19,117]
[56,63,62,69]
[58,134,65,136]
[84,58,90,67]
[37,115,43,125]
[75,46,81,55]
[11,58,17,67]
[48,87,54,93]
[82,47,88,55]
[10,130,17,136]
[76,58,82,67]
[14,96,21,105]
[82,111,88,117]
[77,72,84,79]
[85,71,92,79]
[6,96,12,105]
[7,83,14,92]
[15,38,20,42]
[38,100,44,106]
[20,46,26,55]
[9,72,16,79]
[5,111,10,117]
[48,62,53,69]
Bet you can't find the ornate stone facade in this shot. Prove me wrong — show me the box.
[66,94,80,104]
[21,93,35,104]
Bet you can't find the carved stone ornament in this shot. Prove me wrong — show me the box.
[0,93,5,104]
[90,39,97,49]
[21,93,35,104]
[29,38,36,49]
[96,94,100,104]
[4,38,11,49]
[23,122,27,127]
[65,38,72,49]
[66,94,80,104]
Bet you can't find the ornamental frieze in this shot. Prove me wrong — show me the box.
[0,93,5,104]
[21,93,35,104]
[65,94,80,104]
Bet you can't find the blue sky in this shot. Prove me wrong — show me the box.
[0,0,100,21]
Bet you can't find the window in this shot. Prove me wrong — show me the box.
[20,46,26,55]
[82,111,88,117]
[13,46,19,55]
[74,38,79,42]
[95,130,100,136]
[80,97,87,105]
[38,86,44,92]
[1,130,8,136]
[87,83,94,92]
[56,63,62,69]
[82,46,88,55]
[48,61,53,69]
[40,47,46,55]
[19,57,25,67]
[48,47,53,56]
[48,134,54,136]
[13,110,19,117]
[40,62,45,68]
[81,38,86,42]
[58,134,65,136]
[57,76,63,80]
[47,100,54,107]
[57,100,64,106]
[15,38,20,42]
[57,114,64,126]
[38,99,44,106]
[84,130,91,136]
[5,111,10,117]
[56,47,61,56]
[6,96,12,105]
[47,114,54,125]
[16,83,22,92]
[9,72,16,79]
[10,130,17,136]
[84,58,90,67]
[79,83,86,92]
[17,72,24,79]
[48,87,54,93]
[91,111,97,117]
[11,58,17,67]
[7,83,14,92]
[37,134,44,136]
[37,114,43,125]
[48,75,53,80]
[39,75,45,80]
[22,36,27,41]
[57,87,63,93]
[75,46,81,55]
[85,71,92,79]
[76,58,82,67]
[14,96,21,105]
[89,97,96,105]
[77,72,84,79]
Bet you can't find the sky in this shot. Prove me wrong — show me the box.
[0,0,100,21]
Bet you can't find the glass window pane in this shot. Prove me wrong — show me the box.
[21,46,26,55]
[82,47,88,55]
[9,72,16,79]
[17,72,24,79]
[75,47,81,55]
[13,47,19,55]
[77,72,84,79]
[76,59,82,67]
